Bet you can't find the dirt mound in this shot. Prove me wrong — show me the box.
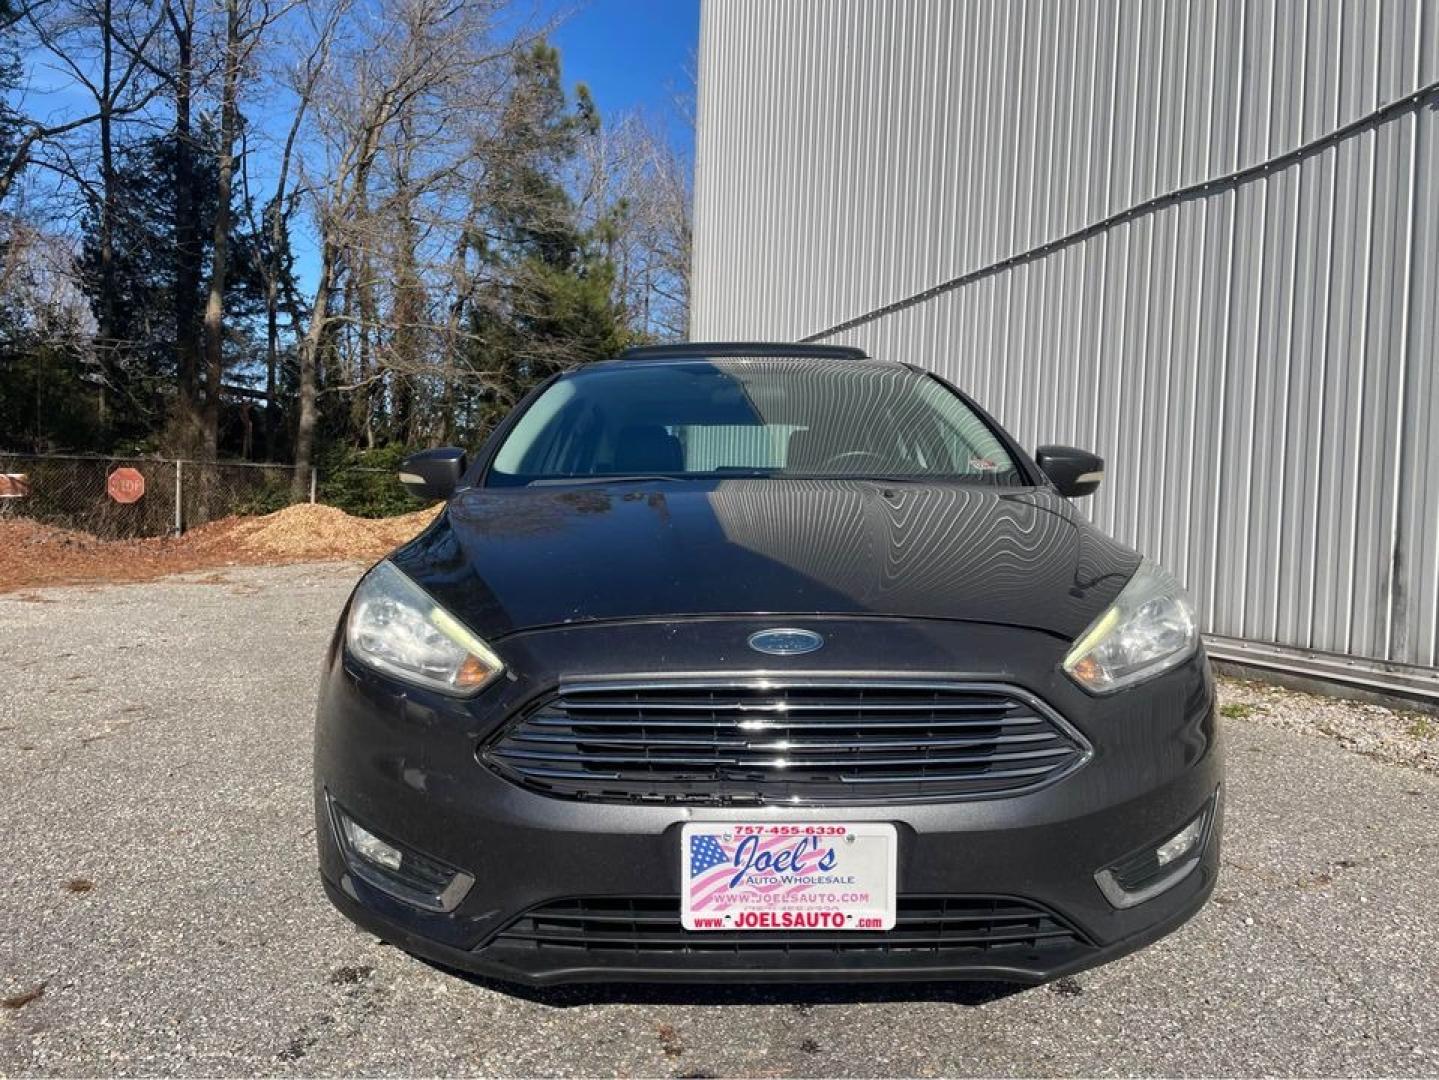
[0,502,442,594]
[207,503,442,562]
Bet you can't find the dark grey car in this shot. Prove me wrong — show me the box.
[314,343,1222,985]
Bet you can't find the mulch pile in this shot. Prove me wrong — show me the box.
[0,503,442,594]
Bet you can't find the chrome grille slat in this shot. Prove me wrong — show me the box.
[837,764,1060,784]
[491,747,1075,768]
[482,679,1090,805]
[505,731,1062,750]
[528,714,1046,729]
[552,698,1022,713]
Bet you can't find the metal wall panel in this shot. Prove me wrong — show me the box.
[692,0,1439,671]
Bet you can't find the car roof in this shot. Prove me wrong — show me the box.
[614,341,872,362]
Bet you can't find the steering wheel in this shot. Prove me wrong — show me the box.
[819,450,890,470]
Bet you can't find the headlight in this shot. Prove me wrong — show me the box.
[345,560,503,695]
[1062,560,1198,693]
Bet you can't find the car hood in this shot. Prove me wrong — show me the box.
[389,479,1140,642]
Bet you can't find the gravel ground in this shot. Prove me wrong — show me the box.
[1221,678,1439,775]
[2,564,1437,1077]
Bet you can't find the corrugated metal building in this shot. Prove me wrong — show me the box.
[690,0,1439,697]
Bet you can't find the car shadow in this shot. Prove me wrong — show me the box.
[420,959,1025,1008]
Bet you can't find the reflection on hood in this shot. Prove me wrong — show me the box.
[391,479,1139,641]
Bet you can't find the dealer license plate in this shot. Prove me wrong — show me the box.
[680,822,897,931]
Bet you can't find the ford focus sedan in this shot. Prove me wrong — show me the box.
[314,342,1222,986]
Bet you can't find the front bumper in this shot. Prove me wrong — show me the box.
[314,616,1222,986]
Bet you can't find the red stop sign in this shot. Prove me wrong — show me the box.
[107,467,146,504]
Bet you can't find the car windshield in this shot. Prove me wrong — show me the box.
[486,359,1023,486]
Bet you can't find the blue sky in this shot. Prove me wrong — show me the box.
[550,0,700,153]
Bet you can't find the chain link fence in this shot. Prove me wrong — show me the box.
[0,453,400,539]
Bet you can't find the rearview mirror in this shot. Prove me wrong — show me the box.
[398,447,467,502]
[1035,445,1104,498]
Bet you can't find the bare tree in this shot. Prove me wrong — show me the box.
[165,0,202,447]
[0,0,162,210]
[0,218,99,449]
[11,0,165,423]
[241,0,344,459]
[578,109,692,342]
[199,0,294,460]
[289,0,529,495]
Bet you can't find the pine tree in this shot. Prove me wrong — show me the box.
[74,124,276,452]
[461,42,631,434]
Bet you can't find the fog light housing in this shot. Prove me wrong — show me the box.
[1155,815,1205,867]
[341,817,403,871]
[1096,791,1218,909]
[328,797,473,912]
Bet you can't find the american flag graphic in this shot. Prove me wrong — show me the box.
[689,834,730,878]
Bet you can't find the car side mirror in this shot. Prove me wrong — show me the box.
[1035,445,1104,498]
[398,447,467,502]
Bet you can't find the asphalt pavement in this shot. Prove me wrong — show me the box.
[1,564,1436,1077]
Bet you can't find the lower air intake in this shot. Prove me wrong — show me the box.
[491,895,1089,956]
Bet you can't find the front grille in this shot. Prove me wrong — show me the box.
[491,895,1089,956]
[482,680,1089,805]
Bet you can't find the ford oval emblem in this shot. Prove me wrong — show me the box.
[747,628,825,656]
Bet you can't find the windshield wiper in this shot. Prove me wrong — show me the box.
[782,474,1018,486]
[782,473,935,484]
[527,475,685,487]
